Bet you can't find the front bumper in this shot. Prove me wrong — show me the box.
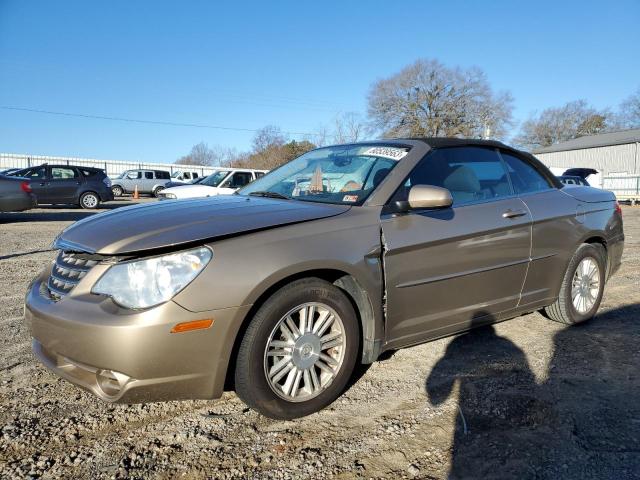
[25,269,251,403]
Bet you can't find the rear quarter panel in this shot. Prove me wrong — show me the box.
[519,188,619,308]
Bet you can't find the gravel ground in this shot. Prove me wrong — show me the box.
[1,202,639,479]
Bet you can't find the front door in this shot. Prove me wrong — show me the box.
[381,146,532,348]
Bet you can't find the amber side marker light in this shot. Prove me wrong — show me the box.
[170,319,214,333]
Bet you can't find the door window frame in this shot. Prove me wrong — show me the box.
[384,146,521,213]
[496,149,558,198]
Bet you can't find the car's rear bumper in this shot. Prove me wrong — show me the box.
[99,190,114,202]
[0,193,37,212]
[607,232,624,278]
[25,271,251,403]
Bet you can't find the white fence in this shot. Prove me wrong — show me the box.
[602,175,640,201]
[0,153,220,178]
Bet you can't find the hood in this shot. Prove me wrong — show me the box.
[56,195,350,255]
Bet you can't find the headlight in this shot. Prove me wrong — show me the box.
[92,247,212,309]
[162,192,177,199]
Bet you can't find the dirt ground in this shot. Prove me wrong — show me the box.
[1,202,639,479]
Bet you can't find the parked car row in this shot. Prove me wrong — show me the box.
[0,164,114,211]
[109,168,266,198]
[0,163,267,211]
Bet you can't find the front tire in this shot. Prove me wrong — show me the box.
[79,191,100,209]
[111,185,123,197]
[234,278,360,419]
[153,186,165,198]
[543,243,606,324]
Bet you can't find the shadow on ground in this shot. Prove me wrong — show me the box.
[425,304,640,479]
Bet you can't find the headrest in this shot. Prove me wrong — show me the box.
[443,165,481,193]
[373,168,391,187]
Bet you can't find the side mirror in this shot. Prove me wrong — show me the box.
[394,185,453,212]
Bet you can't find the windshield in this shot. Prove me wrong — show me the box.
[238,144,408,205]
[201,170,231,187]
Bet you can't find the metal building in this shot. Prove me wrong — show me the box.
[533,128,640,176]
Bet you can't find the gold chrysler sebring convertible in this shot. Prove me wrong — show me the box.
[25,139,624,419]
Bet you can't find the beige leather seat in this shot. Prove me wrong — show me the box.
[443,165,481,204]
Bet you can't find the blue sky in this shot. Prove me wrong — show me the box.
[1,0,638,163]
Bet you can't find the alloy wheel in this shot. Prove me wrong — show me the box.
[571,257,601,314]
[82,194,98,208]
[263,302,346,402]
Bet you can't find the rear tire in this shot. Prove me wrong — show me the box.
[234,278,360,419]
[543,243,606,325]
[79,191,100,209]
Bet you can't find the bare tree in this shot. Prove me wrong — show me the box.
[333,112,367,143]
[175,142,232,166]
[308,125,329,147]
[513,100,611,150]
[618,87,640,128]
[252,125,286,153]
[219,126,316,170]
[367,59,513,139]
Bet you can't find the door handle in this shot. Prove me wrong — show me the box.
[39,182,46,186]
[502,209,527,219]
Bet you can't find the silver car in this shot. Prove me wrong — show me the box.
[25,139,624,419]
[110,169,172,197]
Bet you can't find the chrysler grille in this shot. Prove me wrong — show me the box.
[47,251,99,301]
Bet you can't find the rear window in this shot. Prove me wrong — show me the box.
[156,171,171,179]
[80,168,103,178]
[51,167,78,179]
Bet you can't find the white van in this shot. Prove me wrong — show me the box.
[158,168,267,200]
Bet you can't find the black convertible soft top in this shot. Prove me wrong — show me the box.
[402,137,563,189]
[407,137,510,150]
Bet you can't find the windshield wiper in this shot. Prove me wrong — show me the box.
[248,191,290,200]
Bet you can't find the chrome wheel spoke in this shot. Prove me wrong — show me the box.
[316,314,335,337]
[269,339,292,349]
[316,360,335,376]
[310,367,321,391]
[285,316,301,338]
[270,360,294,383]
[312,310,330,333]
[319,352,339,366]
[321,331,343,349]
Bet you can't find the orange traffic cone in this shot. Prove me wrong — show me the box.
[133,184,139,200]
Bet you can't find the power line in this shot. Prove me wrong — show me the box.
[0,106,322,137]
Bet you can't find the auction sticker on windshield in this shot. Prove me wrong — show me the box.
[363,146,409,161]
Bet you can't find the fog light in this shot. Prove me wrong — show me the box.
[96,369,130,397]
